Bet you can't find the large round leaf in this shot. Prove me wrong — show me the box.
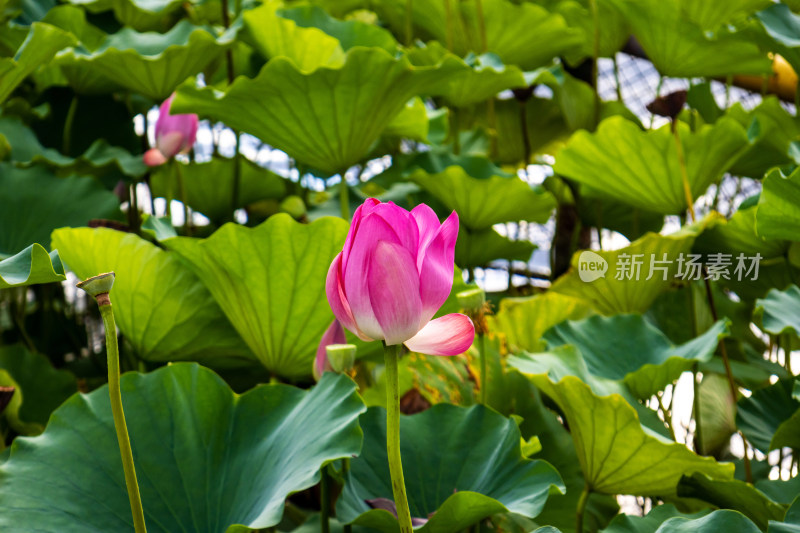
[65,0,184,31]
[52,227,254,368]
[542,314,728,399]
[694,201,787,259]
[755,285,800,341]
[757,168,800,241]
[553,117,749,215]
[337,404,564,532]
[54,19,232,99]
[149,157,287,223]
[0,164,122,256]
[507,372,734,496]
[655,510,760,533]
[165,214,348,378]
[491,291,594,353]
[0,22,74,103]
[455,227,536,269]
[601,504,708,533]
[0,365,365,532]
[607,0,770,77]
[172,47,463,174]
[373,0,584,70]
[550,224,705,315]
[410,165,555,230]
[737,378,800,453]
[0,244,65,287]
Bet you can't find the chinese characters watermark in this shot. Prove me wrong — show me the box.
[578,251,761,283]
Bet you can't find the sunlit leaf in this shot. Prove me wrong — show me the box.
[279,4,398,53]
[608,0,770,77]
[337,404,565,532]
[54,19,233,99]
[0,365,366,532]
[0,22,75,104]
[64,0,184,31]
[503,373,734,496]
[491,291,594,353]
[173,47,463,174]
[601,504,708,533]
[165,215,349,378]
[553,117,750,215]
[52,227,255,368]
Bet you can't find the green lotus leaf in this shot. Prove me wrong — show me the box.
[0,164,122,256]
[772,404,800,452]
[406,42,526,107]
[694,201,787,259]
[165,214,348,378]
[373,0,583,70]
[410,165,555,230]
[278,4,398,53]
[541,0,630,59]
[543,315,728,399]
[677,473,786,530]
[173,47,462,174]
[655,510,760,533]
[695,374,737,457]
[757,3,800,79]
[380,96,429,143]
[0,244,65,287]
[0,22,75,104]
[337,404,564,532]
[242,2,345,71]
[505,373,734,496]
[65,0,184,31]
[0,116,146,178]
[550,224,706,315]
[737,379,799,453]
[726,97,800,179]
[0,344,76,434]
[757,168,800,241]
[758,475,800,505]
[51,227,254,368]
[600,504,709,533]
[455,227,536,269]
[575,189,664,242]
[679,0,772,30]
[608,0,770,77]
[149,157,287,223]
[553,116,750,215]
[491,291,594,353]
[0,364,366,532]
[54,19,232,99]
[755,285,800,341]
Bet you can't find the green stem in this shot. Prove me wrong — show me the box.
[575,483,590,533]
[404,0,413,46]
[384,343,413,533]
[320,466,330,533]
[99,301,147,533]
[478,333,488,405]
[231,133,241,220]
[62,95,79,155]
[588,0,600,128]
[174,160,192,236]
[339,175,350,220]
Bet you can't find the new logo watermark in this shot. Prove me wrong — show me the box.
[578,251,608,282]
[578,252,761,283]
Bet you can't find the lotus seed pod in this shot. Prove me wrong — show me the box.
[76,272,115,297]
[326,344,357,373]
[457,287,486,314]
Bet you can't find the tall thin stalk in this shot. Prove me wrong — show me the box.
[383,343,413,533]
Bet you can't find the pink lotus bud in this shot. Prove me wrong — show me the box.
[143,93,198,167]
[326,199,475,356]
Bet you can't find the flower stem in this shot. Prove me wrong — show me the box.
[320,466,330,533]
[99,298,147,533]
[575,483,591,533]
[383,343,413,533]
[478,333,488,405]
[174,160,192,236]
[62,95,79,155]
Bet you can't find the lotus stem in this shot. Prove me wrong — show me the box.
[320,466,330,533]
[478,333,488,405]
[78,274,147,533]
[62,94,78,155]
[383,342,413,533]
[174,159,192,235]
[673,124,696,222]
[340,175,350,220]
[576,483,591,533]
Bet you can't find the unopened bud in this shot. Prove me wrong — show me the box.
[457,287,485,313]
[326,343,357,373]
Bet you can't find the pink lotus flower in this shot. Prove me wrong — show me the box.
[326,199,475,355]
[143,94,198,167]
